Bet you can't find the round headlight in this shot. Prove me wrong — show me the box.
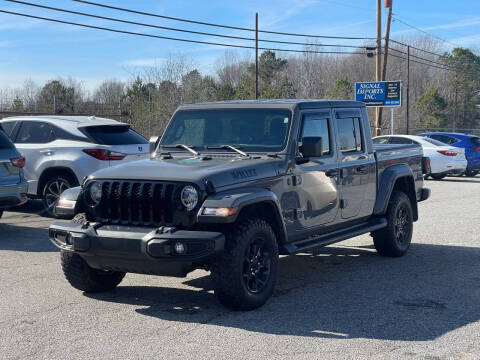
[88,181,103,205]
[180,185,198,211]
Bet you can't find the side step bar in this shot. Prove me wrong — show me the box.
[282,217,387,255]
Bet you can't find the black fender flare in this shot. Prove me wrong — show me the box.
[197,187,287,243]
[374,164,418,220]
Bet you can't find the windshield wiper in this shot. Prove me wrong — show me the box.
[207,145,249,157]
[162,144,199,156]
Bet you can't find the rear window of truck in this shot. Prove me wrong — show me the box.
[81,125,147,145]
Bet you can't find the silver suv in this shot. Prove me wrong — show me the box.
[0,116,148,215]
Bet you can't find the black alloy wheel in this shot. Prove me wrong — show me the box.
[243,237,272,294]
[394,204,411,249]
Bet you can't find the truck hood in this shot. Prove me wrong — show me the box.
[89,155,285,190]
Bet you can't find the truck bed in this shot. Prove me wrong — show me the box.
[373,143,424,200]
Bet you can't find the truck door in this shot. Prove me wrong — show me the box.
[333,108,376,220]
[292,111,340,231]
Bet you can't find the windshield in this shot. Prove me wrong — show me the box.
[160,108,292,152]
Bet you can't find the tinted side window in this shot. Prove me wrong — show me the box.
[301,116,331,155]
[389,137,413,144]
[52,125,89,142]
[0,121,18,139]
[16,121,55,144]
[0,129,14,149]
[373,137,389,144]
[431,134,455,144]
[337,117,363,153]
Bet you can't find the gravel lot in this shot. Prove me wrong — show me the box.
[1,177,479,360]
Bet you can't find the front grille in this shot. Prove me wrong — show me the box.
[91,180,191,226]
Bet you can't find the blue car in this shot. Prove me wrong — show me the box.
[419,132,480,176]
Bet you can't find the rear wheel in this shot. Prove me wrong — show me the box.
[465,170,479,177]
[372,191,413,257]
[42,174,76,217]
[0,210,3,219]
[430,173,445,180]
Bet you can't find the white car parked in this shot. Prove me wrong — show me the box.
[373,135,467,180]
[0,116,148,215]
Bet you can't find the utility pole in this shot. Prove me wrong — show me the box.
[378,0,393,135]
[453,86,458,131]
[375,0,382,136]
[53,95,56,114]
[255,12,259,100]
[406,45,410,134]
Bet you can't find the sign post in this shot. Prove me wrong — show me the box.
[355,81,402,135]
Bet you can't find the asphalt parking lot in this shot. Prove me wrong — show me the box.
[1,177,479,360]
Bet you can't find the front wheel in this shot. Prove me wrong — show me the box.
[372,191,413,257]
[211,219,279,310]
[61,251,125,292]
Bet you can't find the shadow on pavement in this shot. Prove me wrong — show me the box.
[86,243,480,342]
[0,221,56,252]
[436,178,480,184]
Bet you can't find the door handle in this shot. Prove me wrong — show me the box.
[325,169,339,178]
[356,165,368,173]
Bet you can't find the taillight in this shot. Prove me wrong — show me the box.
[10,156,25,168]
[473,146,480,152]
[422,157,431,174]
[437,150,457,156]
[83,149,126,161]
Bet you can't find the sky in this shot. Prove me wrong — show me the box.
[1,0,479,92]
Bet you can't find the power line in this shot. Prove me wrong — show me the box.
[73,0,255,32]
[388,52,452,71]
[391,15,460,47]
[389,39,480,71]
[5,0,374,49]
[388,51,479,77]
[73,0,377,40]
[0,9,371,56]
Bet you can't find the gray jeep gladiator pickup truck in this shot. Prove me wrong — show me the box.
[49,100,430,310]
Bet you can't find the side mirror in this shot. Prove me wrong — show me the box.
[149,136,160,156]
[300,136,323,158]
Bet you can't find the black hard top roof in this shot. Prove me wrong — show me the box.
[178,99,365,110]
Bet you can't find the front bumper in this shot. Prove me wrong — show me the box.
[0,180,28,210]
[49,221,225,277]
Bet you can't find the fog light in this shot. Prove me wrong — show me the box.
[174,242,185,254]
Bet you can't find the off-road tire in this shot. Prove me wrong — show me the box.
[42,173,77,218]
[430,173,445,180]
[465,170,479,177]
[61,212,125,292]
[372,191,413,257]
[0,210,3,219]
[211,219,279,311]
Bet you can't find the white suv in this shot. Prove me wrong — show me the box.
[0,116,148,215]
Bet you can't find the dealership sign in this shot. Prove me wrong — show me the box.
[355,81,402,107]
